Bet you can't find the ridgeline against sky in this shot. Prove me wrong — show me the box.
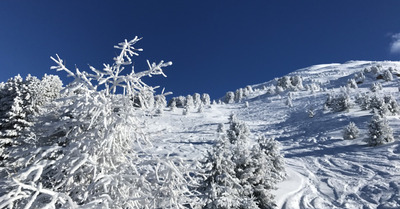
[1,1,400,99]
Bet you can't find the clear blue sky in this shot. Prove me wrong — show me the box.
[1,1,400,99]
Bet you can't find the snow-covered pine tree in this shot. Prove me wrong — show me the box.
[324,93,351,112]
[276,76,292,90]
[202,134,242,209]
[202,115,285,209]
[169,99,177,111]
[201,93,211,106]
[343,122,360,140]
[290,75,304,90]
[36,74,63,107]
[347,78,358,89]
[224,91,235,104]
[0,75,36,139]
[382,69,393,81]
[370,82,382,92]
[354,72,365,84]
[193,93,202,107]
[368,114,394,146]
[186,94,195,108]
[384,95,400,115]
[234,88,244,102]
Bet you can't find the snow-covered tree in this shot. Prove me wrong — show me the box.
[356,93,371,110]
[382,69,393,81]
[347,78,358,89]
[384,95,400,115]
[286,96,293,107]
[234,88,244,102]
[243,85,253,96]
[276,76,293,90]
[325,93,351,112]
[37,74,63,107]
[368,114,394,146]
[0,75,39,139]
[290,75,304,90]
[354,72,365,84]
[224,91,235,104]
[343,122,360,140]
[193,93,202,107]
[202,115,285,209]
[168,96,186,108]
[186,94,195,109]
[154,94,167,109]
[169,99,177,111]
[370,82,382,92]
[201,93,211,106]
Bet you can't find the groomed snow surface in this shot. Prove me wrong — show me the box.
[144,61,400,209]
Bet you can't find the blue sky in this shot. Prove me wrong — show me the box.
[1,1,400,99]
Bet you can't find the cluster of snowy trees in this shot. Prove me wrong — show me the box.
[168,93,211,109]
[324,93,352,112]
[275,75,304,92]
[224,85,253,104]
[0,74,62,162]
[201,115,285,208]
[332,66,399,146]
[362,65,399,83]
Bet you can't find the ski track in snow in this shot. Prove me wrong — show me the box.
[144,61,400,209]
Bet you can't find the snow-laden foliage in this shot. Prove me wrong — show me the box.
[367,114,394,146]
[201,93,211,106]
[370,82,382,92]
[343,122,360,140]
[356,94,399,116]
[202,115,285,209]
[347,78,358,89]
[382,69,393,81]
[224,91,235,104]
[0,37,203,209]
[324,93,351,112]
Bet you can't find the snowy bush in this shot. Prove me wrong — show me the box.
[343,122,360,140]
[367,114,394,146]
[201,115,285,209]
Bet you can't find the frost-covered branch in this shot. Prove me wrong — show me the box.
[50,36,172,97]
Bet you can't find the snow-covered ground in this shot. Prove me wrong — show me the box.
[144,61,400,208]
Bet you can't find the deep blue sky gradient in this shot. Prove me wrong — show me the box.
[1,1,400,99]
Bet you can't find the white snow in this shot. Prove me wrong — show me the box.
[142,60,400,208]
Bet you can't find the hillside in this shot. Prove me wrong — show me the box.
[1,58,400,208]
[146,60,400,208]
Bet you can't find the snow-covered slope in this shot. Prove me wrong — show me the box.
[145,61,400,209]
